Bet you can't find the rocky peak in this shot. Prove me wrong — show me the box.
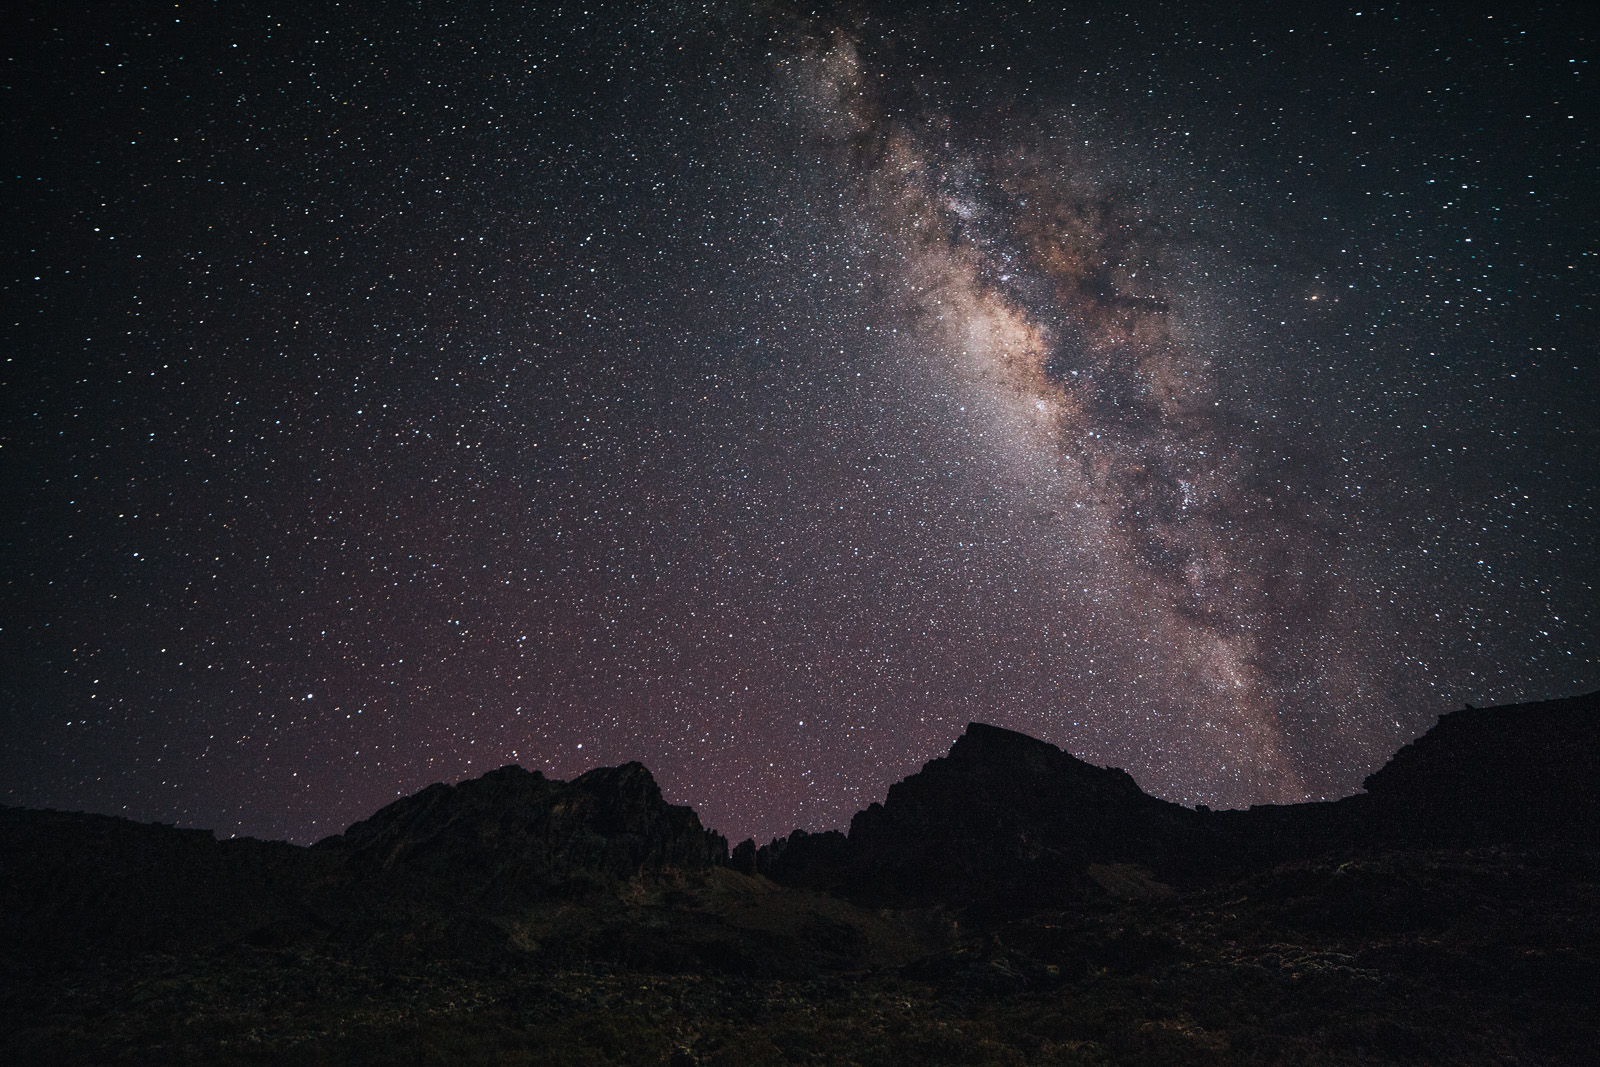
[323,762,728,899]
[773,722,1201,905]
[927,722,1150,803]
[852,723,1173,833]
[946,721,1096,771]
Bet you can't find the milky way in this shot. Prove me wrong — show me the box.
[780,34,1351,799]
[5,3,1596,844]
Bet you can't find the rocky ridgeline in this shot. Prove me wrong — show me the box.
[738,691,1600,902]
[2,692,1595,960]
[0,761,729,960]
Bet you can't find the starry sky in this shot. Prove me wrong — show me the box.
[4,1,1596,845]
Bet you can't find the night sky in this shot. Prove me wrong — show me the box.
[5,1,1596,846]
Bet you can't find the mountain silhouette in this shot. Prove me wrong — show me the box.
[3,691,1596,1065]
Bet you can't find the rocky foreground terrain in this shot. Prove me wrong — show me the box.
[3,693,1597,1065]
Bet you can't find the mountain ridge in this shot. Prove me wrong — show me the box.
[4,691,1597,1065]
[4,690,1594,942]
[736,690,1599,904]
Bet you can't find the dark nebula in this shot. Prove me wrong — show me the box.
[4,1,1596,844]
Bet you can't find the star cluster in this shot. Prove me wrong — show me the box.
[4,2,1595,844]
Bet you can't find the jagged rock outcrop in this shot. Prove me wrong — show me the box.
[319,762,727,902]
[1,762,729,963]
